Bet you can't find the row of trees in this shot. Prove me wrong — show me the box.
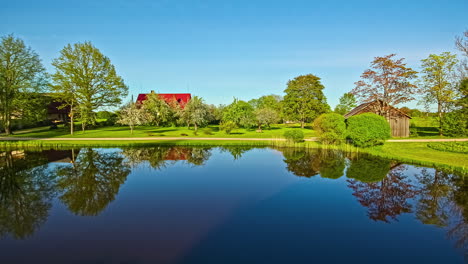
[118,74,330,133]
[0,34,128,135]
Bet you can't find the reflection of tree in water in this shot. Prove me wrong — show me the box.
[122,146,172,169]
[281,148,345,179]
[0,151,56,239]
[346,156,391,183]
[55,148,131,216]
[122,146,212,168]
[447,175,468,259]
[318,150,345,179]
[281,148,320,178]
[347,163,419,223]
[415,169,451,227]
[219,146,255,160]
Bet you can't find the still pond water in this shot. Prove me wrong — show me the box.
[0,146,467,264]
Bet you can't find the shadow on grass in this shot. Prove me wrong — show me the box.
[417,127,439,136]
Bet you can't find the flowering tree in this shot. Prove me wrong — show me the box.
[352,54,418,117]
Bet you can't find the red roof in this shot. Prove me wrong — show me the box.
[136,93,191,108]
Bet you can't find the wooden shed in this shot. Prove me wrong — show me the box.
[344,100,411,137]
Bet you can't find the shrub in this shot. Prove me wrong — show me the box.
[312,113,346,144]
[203,128,214,135]
[347,113,391,147]
[441,110,468,137]
[284,130,304,143]
[220,121,237,134]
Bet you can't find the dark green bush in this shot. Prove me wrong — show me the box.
[441,111,468,137]
[312,113,346,144]
[347,113,391,147]
[284,130,304,143]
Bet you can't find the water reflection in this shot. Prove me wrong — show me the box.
[122,146,213,168]
[54,148,131,216]
[0,150,56,239]
[0,146,466,262]
[281,148,346,179]
[347,164,419,222]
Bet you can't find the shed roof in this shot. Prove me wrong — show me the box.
[344,100,411,119]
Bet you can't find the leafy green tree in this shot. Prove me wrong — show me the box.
[55,148,130,216]
[347,113,391,147]
[249,95,283,113]
[222,98,255,128]
[0,34,47,135]
[142,93,172,127]
[117,102,148,134]
[334,93,357,115]
[420,52,459,135]
[183,96,211,131]
[282,74,330,128]
[51,41,128,133]
[254,108,279,132]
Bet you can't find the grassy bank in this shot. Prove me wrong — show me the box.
[2,124,316,138]
[1,139,466,174]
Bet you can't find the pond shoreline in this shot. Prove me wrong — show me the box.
[0,139,466,175]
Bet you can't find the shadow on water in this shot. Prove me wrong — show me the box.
[0,146,466,261]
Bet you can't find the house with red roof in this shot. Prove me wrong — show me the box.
[136,90,191,108]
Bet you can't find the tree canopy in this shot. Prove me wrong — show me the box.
[334,93,357,115]
[0,34,47,135]
[282,74,330,128]
[51,41,128,133]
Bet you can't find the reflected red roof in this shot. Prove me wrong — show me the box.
[136,93,191,108]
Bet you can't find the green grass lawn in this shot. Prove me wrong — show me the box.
[3,123,317,139]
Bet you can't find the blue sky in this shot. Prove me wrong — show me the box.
[2,0,467,109]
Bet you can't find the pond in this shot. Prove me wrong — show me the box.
[0,146,466,263]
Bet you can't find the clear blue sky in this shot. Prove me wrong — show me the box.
[2,0,467,109]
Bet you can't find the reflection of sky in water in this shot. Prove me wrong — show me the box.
[0,147,466,264]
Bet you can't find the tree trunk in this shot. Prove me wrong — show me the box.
[130,125,134,134]
[301,120,304,129]
[194,123,198,132]
[4,114,11,135]
[70,106,74,135]
[258,124,262,132]
[438,103,443,136]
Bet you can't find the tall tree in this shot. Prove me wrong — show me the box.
[51,41,128,133]
[334,92,357,115]
[419,52,459,135]
[183,96,211,132]
[282,74,330,128]
[0,35,47,135]
[352,54,418,118]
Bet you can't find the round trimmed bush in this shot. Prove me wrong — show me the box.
[284,130,304,143]
[347,113,391,147]
[312,113,346,144]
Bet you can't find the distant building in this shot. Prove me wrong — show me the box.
[136,91,191,108]
[47,100,70,122]
[344,100,411,137]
